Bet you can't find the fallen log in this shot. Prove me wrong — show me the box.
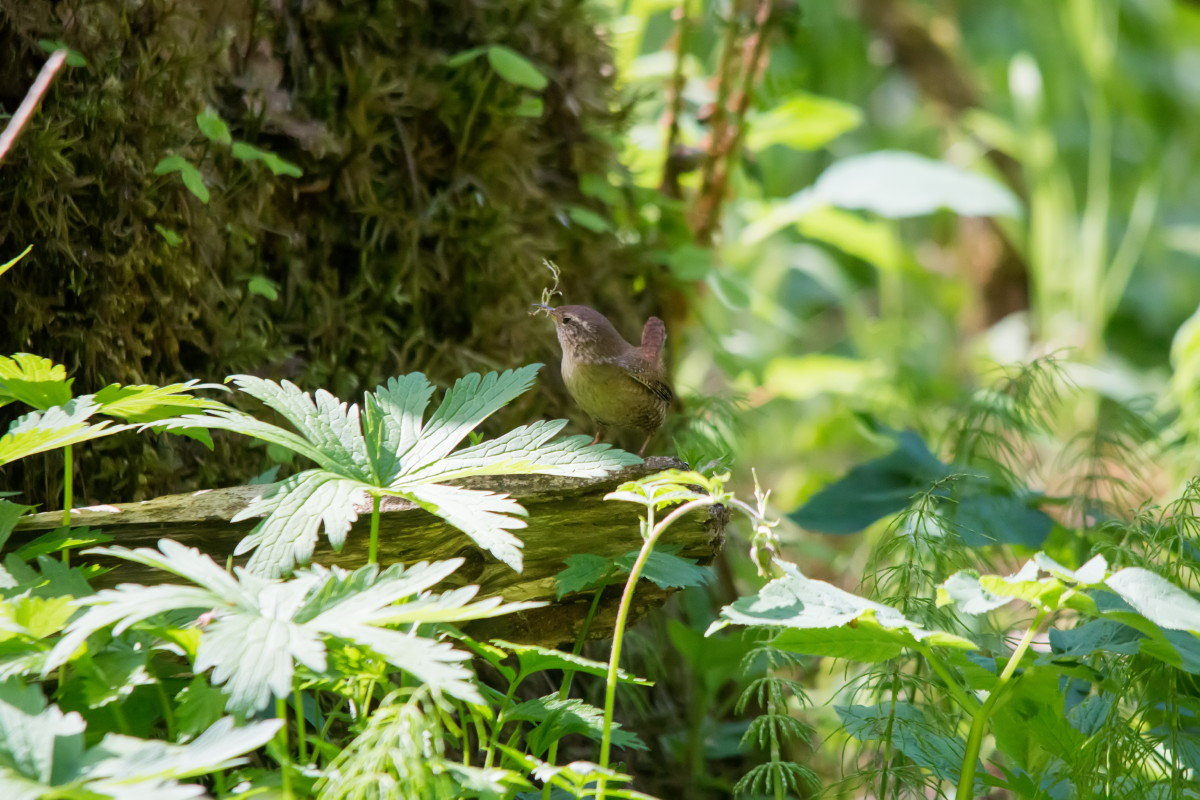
[13,456,728,645]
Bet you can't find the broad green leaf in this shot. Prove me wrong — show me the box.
[486,45,548,90]
[1106,567,1200,633]
[614,550,710,590]
[173,677,227,739]
[0,354,73,409]
[811,150,1021,218]
[555,554,614,598]
[789,431,947,534]
[712,563,974,653]
[772,622,907,662]
[712,562,909,631]
[0,245,33,279]
[747,93,861,151]
[232,470,367,576]
[0,398,129,466]
[0,498,33,552]
[938,570,1011,614]
[195,107,232,145]
[230,142,303,177]
[13,526,111,562]
[838,702,971,783]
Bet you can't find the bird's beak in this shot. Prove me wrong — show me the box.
[530,303,556,318]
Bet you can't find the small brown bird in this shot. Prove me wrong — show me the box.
[535,304,673,456]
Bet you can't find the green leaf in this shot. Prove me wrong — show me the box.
[566,205,611,232]
[508,695,646,757]
[246,275,279,300]
[0,398,129,466]
[233,470,368,576]
[446,46,487,67]
[555,554,614,598]
[0,498,33,553]
[1106,567,1200,633]
[46,542,512,712]
[490,640,651,685]
[173,677,228,739]
[838,702,971,783]
[93,380,223,423]
[230,142,303,177]
[486,46,548,90]
[812,151,1021,218]
[405,483,527,571]
[153,224,183,246]
[195,107,232,145]
[13,526,111,562]
[0,354,73,409]
[154,155,210,203]
[747,93,861,151]
[615,550,710,590]
[0,245,33,279]
[788,430,948,534]
[712,563,975,652]
[37,39,86,67]
[513,94,544,117]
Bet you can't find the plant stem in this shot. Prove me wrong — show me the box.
[596,499,712,800]
[276,696,294,800]
[61,444,73,565]
[917,644,981,714]
[483,676,522,769]
[293,689,308,764]
[956,611,1049,800]
[542,585,607,799]
[368,494,382,565]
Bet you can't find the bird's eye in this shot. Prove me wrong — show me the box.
[562,316,575,325]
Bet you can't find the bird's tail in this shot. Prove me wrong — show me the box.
[641,316,667,354]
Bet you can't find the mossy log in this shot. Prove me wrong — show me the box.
[13,456,727,645]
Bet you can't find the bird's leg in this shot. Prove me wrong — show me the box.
[591,427,605,446]
[638,433,652,457]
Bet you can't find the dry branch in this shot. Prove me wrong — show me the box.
[14,456,727,645]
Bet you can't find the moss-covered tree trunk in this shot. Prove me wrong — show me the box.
[1,0,660,502]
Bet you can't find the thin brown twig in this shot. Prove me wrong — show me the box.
[659,0,695,197]
[0,50,68,166]
[692,0,776,245]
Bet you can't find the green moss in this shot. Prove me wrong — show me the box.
[1,0,661,501]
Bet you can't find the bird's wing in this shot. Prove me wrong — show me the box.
[641,316,667,354]
[622,351,674,404]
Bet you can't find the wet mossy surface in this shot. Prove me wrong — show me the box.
[1,0,661,502]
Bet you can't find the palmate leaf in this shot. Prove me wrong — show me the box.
[0,691,278,800]
[0,353,73,409]
[43,541,531,713]
[160,364,641,576]
[0,398,130,466]
[92,380,226,422]
[232,470,368,575]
